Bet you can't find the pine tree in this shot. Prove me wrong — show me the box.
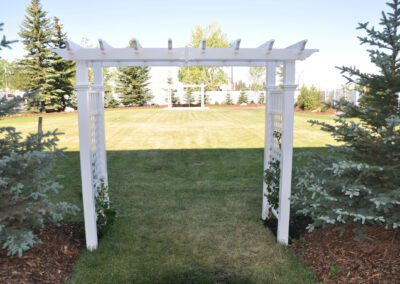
[292,0,400,231]
[313,0,400,164]
[0,21,78,256]
[0,22,20,113]
[19,0,53,112]
[238,91,248,104]
[166,75,178,105]
[116,39,151,106]
[41,17,75,112]
[258,92,265,104]
[184,89,195,106]
[225,92,233,105]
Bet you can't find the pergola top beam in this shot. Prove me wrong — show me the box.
[53,39,318,66]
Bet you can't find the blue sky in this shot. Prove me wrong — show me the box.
[1,0,388,88]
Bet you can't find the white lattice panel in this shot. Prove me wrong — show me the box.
[88,90,105,192]
[268,90,283,163]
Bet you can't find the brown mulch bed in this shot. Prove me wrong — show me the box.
[0,222,84,284]
[291,225,400,283]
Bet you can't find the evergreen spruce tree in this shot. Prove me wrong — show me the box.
[314,0,400,164]
[19,0,53,112]
[42,17,75,111]
[238,91,248,104]
[258,92,265,104]
[184,89,195,106]
[225,92,233,105]
[292,0,400,231]
[166,75,178,105]
[0,20,79,256]
[116,39,151,106]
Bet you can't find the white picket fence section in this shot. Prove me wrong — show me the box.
[323,89,360,106]
[150,90,265,105]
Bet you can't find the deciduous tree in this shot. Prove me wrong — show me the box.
[178,23,229,90]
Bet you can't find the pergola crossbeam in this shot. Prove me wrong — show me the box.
[258,39,275,53]
[168,38,173,50]
[285,39,307,52]
[230,38,241,51]
[131,38,142,51]
[65,40,83,52]
[98,39,112,51]
[200,39,206,51]
[53,47,317,65]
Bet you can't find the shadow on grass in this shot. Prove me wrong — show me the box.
[54,147,325,283]
[55,147,328,209]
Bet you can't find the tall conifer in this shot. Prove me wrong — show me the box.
[116,39,151,106]
[19,0,53,112]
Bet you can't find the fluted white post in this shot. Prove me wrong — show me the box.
[262,62,276,220]
[201,84,205,108]
[76,61,98,250]
[277,60,296,245]
[168,87,172,108]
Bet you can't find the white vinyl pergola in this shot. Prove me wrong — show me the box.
[53,38,317,250]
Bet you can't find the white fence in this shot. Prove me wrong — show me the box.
[150,90,266,105]
[151,89,361,106]
[323,89,360,106]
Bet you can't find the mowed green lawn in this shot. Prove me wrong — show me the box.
[0,108,336,283]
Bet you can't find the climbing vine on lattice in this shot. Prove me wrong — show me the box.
[264,130,282,212]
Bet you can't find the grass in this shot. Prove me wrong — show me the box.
[0,108,336,283]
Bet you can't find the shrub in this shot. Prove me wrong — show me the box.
[0,126,79,256]
[258,92,265,104]
[296,86,323,110]
[238,91,248,104]
[292,154,400,232]
[95,180,116,237]
[263,131,282,212]
[295,1,400,234]
[104,92,119,108]
[225,93,233,105]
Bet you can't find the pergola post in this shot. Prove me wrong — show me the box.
[168,87,172,108]
[277,60,296,244]
[200,84,205,108]
[76,61,98,250]
[262,62,277,220]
